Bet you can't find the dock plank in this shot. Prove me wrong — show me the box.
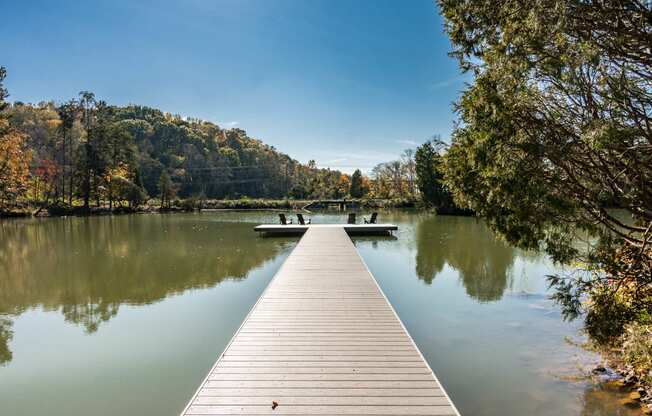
[181,227,459,416]
[193,397,451,406]
[253,223,398,235]
[196,388,445,397]
[186,405,455,415]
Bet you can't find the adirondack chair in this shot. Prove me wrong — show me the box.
[279,213,292,225]
[364,212,378,224]
[297,213,311,225]
[347,213,356,224]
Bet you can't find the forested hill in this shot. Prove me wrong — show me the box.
[5,95,351,208]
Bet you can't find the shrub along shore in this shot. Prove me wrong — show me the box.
[0,197,445,218]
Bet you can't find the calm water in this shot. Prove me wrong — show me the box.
[0,211,639,415]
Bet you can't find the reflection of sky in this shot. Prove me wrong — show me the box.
[509,255,559,294]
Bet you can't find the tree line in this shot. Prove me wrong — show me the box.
[366,140,470,215]
[0,69,363,212]
[0,65,469,214]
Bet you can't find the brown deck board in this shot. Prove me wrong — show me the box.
[181,227,459,416]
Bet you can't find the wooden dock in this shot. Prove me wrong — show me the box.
[254,223,398,236]
[181,226,459,415]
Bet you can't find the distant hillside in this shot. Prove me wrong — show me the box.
[5,97,350,209]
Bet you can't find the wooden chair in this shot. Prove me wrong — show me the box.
[279,213,292,225]
[364,212,378,224]
[347,213,356,224]
[297,213,311,225]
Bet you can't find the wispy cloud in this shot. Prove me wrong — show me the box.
[319,151,399,163]
[313,150,404,174]
[323,158,347,164]
[218,120,239,129]
[395,139,419,147]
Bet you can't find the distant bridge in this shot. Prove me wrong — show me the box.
[302,199,360,211]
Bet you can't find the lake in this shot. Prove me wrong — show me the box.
[0,211,639,415]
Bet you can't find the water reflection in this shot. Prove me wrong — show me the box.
[0,214,292,363]
[0,211,639,415]
[415,216,516,302]
[0,317,12,365]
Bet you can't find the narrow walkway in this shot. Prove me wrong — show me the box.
[181,227,459,415]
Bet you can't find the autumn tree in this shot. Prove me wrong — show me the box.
[0,67,31,207]
[8,101,61,203]
[0,129,31,206]
[335,174,351,199]
[401,149,417,196]
[370,156,418,200]
[103,121,137,209]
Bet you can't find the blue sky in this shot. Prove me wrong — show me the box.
[1,0,467,173]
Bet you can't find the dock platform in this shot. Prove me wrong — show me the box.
[181,226,459,415]
[254,223,398,235]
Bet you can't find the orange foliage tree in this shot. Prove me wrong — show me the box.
[0,67,32,207]
[0,125,31,206]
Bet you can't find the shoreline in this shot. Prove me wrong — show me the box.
[592,349,652,414]
[0,198,423,219]
[0,197,437,219]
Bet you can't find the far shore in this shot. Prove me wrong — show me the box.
[1,197,473,219]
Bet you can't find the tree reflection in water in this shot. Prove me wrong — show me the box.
[415,216,516,302]
[0,214,292,363]
[0,317,12,365]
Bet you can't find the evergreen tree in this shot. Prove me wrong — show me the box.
[439,0,652,342]
[349,169,364,198]
[414,139,456,213]
[158,171,174,208]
